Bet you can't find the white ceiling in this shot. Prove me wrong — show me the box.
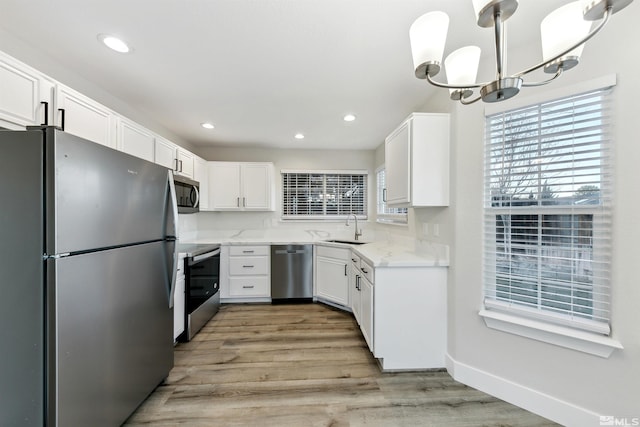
[0,1,570,150]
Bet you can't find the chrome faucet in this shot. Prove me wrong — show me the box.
[346,213,362,241]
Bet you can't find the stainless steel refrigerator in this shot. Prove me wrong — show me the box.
[0,127,178,426]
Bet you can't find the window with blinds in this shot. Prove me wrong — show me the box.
[483,87,613,335]
[282,171,367,220]
[376,167,407,223]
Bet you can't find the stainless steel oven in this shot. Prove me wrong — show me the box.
[181,245,220,341]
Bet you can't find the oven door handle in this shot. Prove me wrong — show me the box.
[192,248,221,263]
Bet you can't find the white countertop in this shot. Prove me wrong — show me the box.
[181,234,449,268]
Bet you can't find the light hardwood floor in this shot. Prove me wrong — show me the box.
[125,303,557,426]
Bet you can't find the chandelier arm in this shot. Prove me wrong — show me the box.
[514,6,612,78]
[426,72,486,90]
[521,69,563,87]
[460,94,483,105]
[494,10,506,80]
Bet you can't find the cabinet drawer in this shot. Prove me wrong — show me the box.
[350,252,360,267]
[229,256,269,275]
[229,245,270,256]
[360,259,374,283]
[229,277,270,297]
[316,245,350,260]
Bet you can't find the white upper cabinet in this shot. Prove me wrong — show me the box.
[117,117,155,162]
[0,51,54,129]
[0,49,202,181]
[208,162,274,211]
[154,137,194,179]
[176,147,194,179]
[385,112,450,207]
[55,84,117,149]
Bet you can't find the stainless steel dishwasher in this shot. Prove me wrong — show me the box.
[271,244,313,302]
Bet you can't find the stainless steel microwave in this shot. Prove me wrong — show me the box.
[173,174,199,214]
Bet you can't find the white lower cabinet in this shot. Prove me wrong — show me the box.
[373,266,447,370]
[315,245,350,307]
[359,260,374,352]
[173,254,186,341]
[349,254,361,323]
[221,245,271,301]
[345,247,447,370]
[350,253,374,352]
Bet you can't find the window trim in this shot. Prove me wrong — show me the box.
[480,75,622,357]
[376,165,408,225]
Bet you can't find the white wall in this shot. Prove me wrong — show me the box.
[441,5,640,425]
[190,146,378,240]
[0,27,196,152]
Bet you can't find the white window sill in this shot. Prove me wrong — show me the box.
[479,309,623,358]
[376,218,408,226]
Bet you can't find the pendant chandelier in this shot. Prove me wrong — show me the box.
[409,0,634,104]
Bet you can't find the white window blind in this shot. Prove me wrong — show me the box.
[282,171,367,220]
[376,168,407,223]
[483,87,613,335]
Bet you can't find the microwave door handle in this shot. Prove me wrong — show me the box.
[192,185,200,208]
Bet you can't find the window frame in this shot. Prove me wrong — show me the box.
[479,75,623,357]
[280,169,368,221]
[376,165,408,225]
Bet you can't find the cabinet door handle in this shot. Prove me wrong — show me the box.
[361,267,368,274]
[242,285,255,289]
[40,101,49,125]
[58,108,65,131]
[237,197,240,207]
[344,264,347,276]
[383,188,387,203]
[174,158,179,172]
[243,197,246,207]
[356,275,361,291]
[243,265,254,268]
[242,250,255,254]
[179,160,183,172]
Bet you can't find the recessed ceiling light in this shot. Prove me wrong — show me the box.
[294,133,305,140]
[201,122,215,129]
[97,34,132,53]
[343,114,356,122]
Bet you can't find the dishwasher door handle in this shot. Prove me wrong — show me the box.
[274,249,306,255]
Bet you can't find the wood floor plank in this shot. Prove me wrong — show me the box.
[125,303,558,426]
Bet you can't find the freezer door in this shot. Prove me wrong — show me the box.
[0,130,45,426]
[49,242,173,427]
[45,128,174,254]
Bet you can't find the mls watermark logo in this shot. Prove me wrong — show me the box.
[600,416,640,426]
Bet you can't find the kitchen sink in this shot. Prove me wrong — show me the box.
[323,239,367,245]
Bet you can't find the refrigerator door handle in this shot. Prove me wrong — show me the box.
[166,170,179,308]
[167,170,178,238]
[167,240,178,308]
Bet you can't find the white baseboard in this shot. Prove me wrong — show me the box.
[445,353,601,427]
